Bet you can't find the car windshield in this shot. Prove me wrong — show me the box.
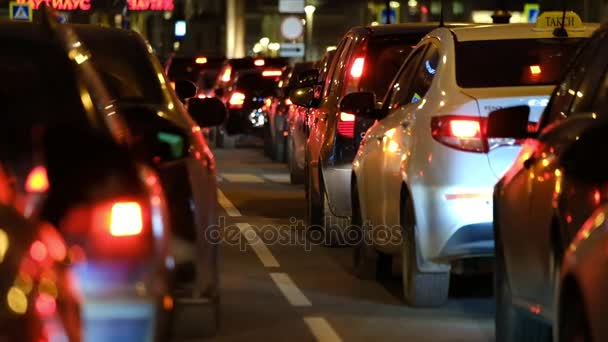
[77,32,165,104]
[0,39,89,163]
[361,33,426,99]
[456,38,585,88]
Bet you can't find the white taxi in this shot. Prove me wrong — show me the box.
[345,12,599,307]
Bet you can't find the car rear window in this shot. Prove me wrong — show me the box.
[236,73,279,95]
[456,38,585,88]
[361,33,427,99]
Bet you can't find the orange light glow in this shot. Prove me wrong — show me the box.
[262,70,282,77]
[25,166,49,193]
[449,120,481,138]
[221,67,232,82]
[110,202,143,237]
[530,65,542,75]
[195,57,207,64]
[350,57,365,78]
[197,94,207,99]
[229,92,246,108]
[254,59,265,66]
[594,189,601,205]
[170,82,175,89]
[285,98,293,106]
[163,295,174,310]
[30,240,47,262]
[339,112,356,122]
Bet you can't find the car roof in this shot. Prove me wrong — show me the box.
[448,23,601,42]
[348,23,474,37]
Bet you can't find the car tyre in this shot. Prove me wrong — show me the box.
[263,120,273,157]
[273,134,286,163]
[400,198,449,307]
[559,284,590,342]
[351,183,377,279]
[288,139,305,184]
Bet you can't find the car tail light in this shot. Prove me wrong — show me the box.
[221,66,232,82]
[170,82,175,89]
[108,202,143,237]
[229,92,246,109]
[337,112,356,138]
[350,57,365,79]
[26,166,49,193]
[254,59,265,66]
[35,293,56,317]
[195,57,207,64]
[197,93,207,99]
[431,116,488,153]
[285,98,293,106]
[262,70,282,77]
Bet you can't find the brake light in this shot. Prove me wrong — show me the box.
[431,116,487,153]
[229,92,246,109]
[26,166,49,193]
[350,57,365,78]
[35,293,56,317]
[254,59,265,66]
[337,112,356,138]
[109,202,143,237]
[195,57,208,64]
[262,70,282,77]
[221,66,232,82]
[285,98,293,106]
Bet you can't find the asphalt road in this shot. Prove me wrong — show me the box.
[211,148,495,342]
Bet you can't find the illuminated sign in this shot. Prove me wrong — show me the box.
[15,0,174,11]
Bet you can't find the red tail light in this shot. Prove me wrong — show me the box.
[26,166,49,193]
[350,57,365,79]
[285,98,293,106]
[431,116,488,153]
[35,293,56,317]
[229,92,246,109]
[109,202,143,237]
[262,70,282,77]
[337,112,356,138]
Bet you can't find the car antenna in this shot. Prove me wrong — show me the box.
[439,0,445,27]
[553,0,569,38]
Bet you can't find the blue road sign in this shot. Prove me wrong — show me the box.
[380,8,397,24]
[9,2,32,22]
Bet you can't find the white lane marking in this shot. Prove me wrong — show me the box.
[269,272,312,307]
[237,223,280,267]
[304,317,343,342]
[222,173,265,183]
[263,173,291,183]
[217,189,241,217]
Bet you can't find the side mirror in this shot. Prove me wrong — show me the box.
[175,80,197,101]
[289,86,318,108]
[297,69,320,87]
[339,92,381,120]
[186,97,227,127]
[487,106,532,139]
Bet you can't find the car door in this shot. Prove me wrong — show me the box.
[503,34,604,306]
[359,46,426,226]
[309,35,354,195]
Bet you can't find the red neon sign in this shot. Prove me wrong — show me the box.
[15,0,174,11]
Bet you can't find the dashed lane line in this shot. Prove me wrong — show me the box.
[269,273,312,307]
[304,317,343,342]
[236,223,280,268]
[217,189,241,217]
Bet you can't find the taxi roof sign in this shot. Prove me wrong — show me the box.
[534,11,584,32]
[9,2,32,22]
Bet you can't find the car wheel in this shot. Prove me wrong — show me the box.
[289,140,305,184]
[263,120,273,157]
[559,283,590,342]
[273,134,286,163]
[400,198,449,307]
[306,169,322,228]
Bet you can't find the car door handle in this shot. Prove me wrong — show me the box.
[523,156,536,169]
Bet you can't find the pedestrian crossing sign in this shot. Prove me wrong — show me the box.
[9,2,32,22]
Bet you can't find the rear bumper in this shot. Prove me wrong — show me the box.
[438,222,494,261]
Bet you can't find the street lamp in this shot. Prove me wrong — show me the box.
[304,5,316,61]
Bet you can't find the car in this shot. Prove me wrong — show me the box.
[215,68,282,148]
[290,23,443,246]
[346,13,599,308]
[196,68,221,99]
[287,50,336,184]
[264,62,315,162]
[0,10,176,341]
[489,21,607,341]
[73,24,227,338]
[164,54,225,85]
